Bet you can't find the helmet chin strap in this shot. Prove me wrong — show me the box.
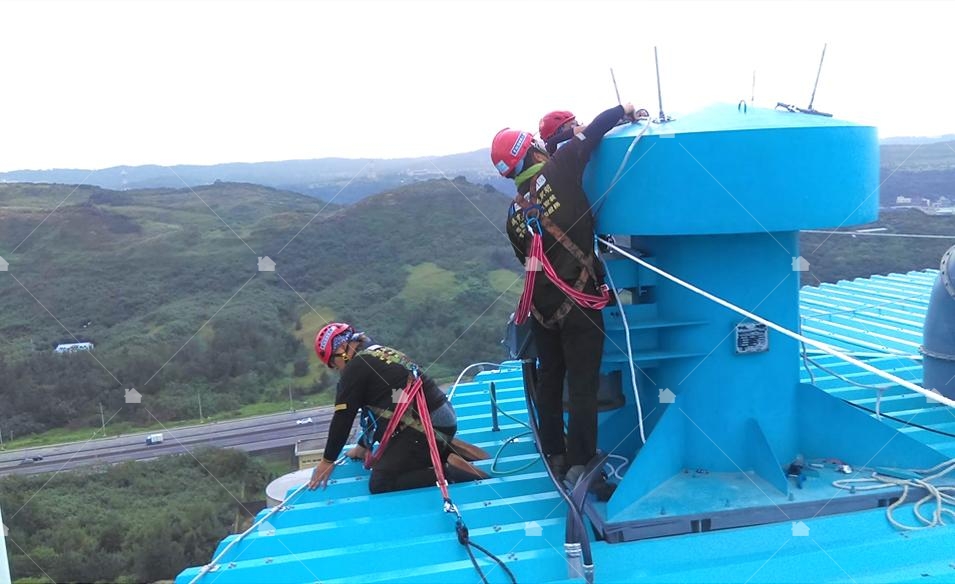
[341,341,357,363]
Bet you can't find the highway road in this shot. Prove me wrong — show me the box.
[0,407,334,477]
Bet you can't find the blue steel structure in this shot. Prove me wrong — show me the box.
[177,104,955,583]
[580,103,943,542]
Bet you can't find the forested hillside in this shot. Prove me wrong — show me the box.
[0,180,519,439]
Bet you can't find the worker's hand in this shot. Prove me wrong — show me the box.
[622,102,636,117]
[308,459,336,490]
[572,124,587,135]
[345,445,367,460]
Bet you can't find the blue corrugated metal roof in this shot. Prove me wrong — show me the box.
[177,268,955,584]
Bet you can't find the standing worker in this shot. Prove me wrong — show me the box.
[491,102,638,501]
[308,322,484,494]
[540,108,648,155]
[538,110,582,154]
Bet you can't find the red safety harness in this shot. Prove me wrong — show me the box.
[358,362,517,584]
[362,369,451,500]
[513,178,610,328]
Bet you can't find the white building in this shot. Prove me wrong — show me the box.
[54,342,94,354]
[895,196,912,204]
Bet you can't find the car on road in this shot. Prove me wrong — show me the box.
[19,455,43,465]
[295,417,313,425]
[145,433,164,446]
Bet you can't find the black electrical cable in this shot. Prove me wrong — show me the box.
[805,351,955,438]
[519,359,594,570]
[844,399,955,439]
[464,542,488,584]
[455,516,517,584]
[470,540,518,583]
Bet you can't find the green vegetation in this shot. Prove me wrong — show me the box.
[880,140,955,171]
[1,448,271,583]
[400,262,461,301]
[0,179,519,442]
[880,168,955,206]
[489,269,522,294]
[877,140,955,206]
[800,209,955,285]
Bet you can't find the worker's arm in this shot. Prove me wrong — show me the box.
[321,362,367,463]
[308,407,358,490]
[545,124,585,155]
[322,408,359,463]
[506,204,528,265]
[553,103,635,175]
[309,366,366,490]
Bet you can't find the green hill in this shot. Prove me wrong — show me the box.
[800,208,955,286]
[0,149,513,203]
[0,179,520,439]
[880,140,955,171]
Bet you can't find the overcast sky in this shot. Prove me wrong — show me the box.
[1,0,952,171]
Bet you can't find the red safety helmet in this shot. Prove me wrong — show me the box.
[539,110,576,142]
[315,322,354,368]
[491,128,535,179]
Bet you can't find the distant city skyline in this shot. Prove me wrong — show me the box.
[1,0,953,172]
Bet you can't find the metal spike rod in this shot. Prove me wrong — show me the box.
[611,67,622,106]
[808,43,827,111]
[654,47,666,123]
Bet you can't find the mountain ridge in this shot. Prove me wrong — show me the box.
[0,149,512,203]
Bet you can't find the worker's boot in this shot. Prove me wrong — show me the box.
[451,438,491,461]
[565,464,617,502]
[545,453,568,480]
[447,453,489,481]
[588,475,617,502]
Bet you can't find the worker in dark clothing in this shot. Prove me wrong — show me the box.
[307,322,483,494]
[491,102,637,501]
[540,108,649,154]
[538,110,582,155]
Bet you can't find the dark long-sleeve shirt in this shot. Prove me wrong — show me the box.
[506,104,624,321]
[322,345,448,462]
[545,127,576,155]
[545,113,631,154]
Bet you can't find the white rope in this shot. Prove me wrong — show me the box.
[604,454,631,480]
[597,238,955,410]
[803,350,922,360]
[447,362,502,401]
[599,252,647,444]
[609,118,651,191]
[594,118,652,217]
[189,482,310,584]
[832,459,955,530]
[803,230,955,240]
[802,353,898,419]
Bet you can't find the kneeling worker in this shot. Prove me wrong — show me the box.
[308,322,484,494]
